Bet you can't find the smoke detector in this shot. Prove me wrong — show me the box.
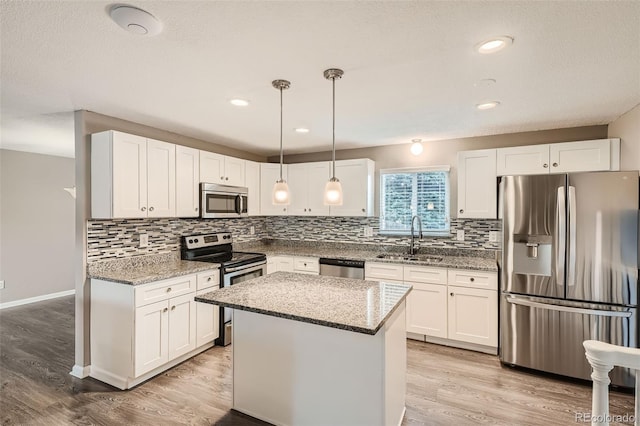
[109,5,162,36]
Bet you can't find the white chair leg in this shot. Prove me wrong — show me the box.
[588,359,613,425]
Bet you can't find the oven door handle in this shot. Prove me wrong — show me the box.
[225,260,266,273]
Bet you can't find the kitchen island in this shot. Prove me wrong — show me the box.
[196,272,412,426]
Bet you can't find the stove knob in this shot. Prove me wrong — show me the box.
[188,239,193,244]
[194,238,199,243]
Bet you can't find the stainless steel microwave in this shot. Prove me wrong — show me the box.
[200,183,248,218]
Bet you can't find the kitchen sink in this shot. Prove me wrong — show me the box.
[375,254,443,262]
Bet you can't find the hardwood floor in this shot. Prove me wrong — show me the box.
[0,296,634,425]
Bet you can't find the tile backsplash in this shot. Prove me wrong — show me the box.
[87,216,501,262]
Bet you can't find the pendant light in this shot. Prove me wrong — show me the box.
[272,79,291,205]
[323,68,344,206]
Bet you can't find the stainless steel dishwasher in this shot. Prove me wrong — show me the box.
[318,258,365,279]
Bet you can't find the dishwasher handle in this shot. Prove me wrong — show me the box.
[319,258,365,269]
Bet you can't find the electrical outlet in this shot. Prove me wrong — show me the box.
[0,280,4,290]
[364,226,373,237]
[139,233,149,248]
[489,231,499,242]
[456,230,465,241]
[250,226,255,235]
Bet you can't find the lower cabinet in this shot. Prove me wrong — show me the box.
[90,269,219,389]
[267,256,318,275]
[365,262,498,353]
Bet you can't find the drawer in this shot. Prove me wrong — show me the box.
[135,274,196,307]
[197,270,220,291]
[447,269,497,290]
[365,262,403,281]
[293,257,319,274]
[404,265,447,285]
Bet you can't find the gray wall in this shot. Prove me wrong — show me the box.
[270,125,609,215]
[0,149,75,304]
[608,103,640,173]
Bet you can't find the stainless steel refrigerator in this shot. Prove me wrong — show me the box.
[500,171,639,387]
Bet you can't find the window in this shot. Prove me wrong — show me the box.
[380,167,450,235]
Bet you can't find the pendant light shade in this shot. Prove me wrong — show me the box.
[323,68,344,206]
[272,79,291,205]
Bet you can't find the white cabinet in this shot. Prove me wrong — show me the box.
[91,130,176,218]
[366,261,498,352]
[330,159,375,217]
[175,145,200,217]
[457,149,497,219]
[200,151,246,186]
[447,286,498,347]
[90,270,218,390]
[196,270,220,347]
[267,256,318,274]
[245,160,261,216]
[288,162,331,216]
[496,139,620,176]
[446,269,498,348]
[260,163,289,216]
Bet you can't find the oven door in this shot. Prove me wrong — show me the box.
[223,261,267,288]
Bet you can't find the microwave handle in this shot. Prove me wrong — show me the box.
[235,194,242,214]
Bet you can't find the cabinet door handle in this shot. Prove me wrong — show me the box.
[543,163,549,168]
[207,277,212,282]
[303,263,307,266]
[149,207,154,212]
[171,306,176,311]
[552,162,558,167]
[195,207,198,212]
[309,208,311,212]
[166,287,172,293]
[450,292,454,296]
[163,307,168,313]
[362,208,365,212]
[283,208,286,212]
[470,277,475,282]
[225,177,229,181]
[459,209,464,214]
[304,208,307,212]
[141,207,147,211]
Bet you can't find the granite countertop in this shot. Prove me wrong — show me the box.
[87,253,219,285]
[238,241,498,272]
[196,271,412,335]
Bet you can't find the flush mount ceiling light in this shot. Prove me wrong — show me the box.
[410,139,424,156]
[272,79,291,205]
[476,36,514,54]
[323,68,344,206]
[230,99,250,107]
[473,78,497,88]
[476,101,501,110]
[294,127,310,133]
[109,5,162,36]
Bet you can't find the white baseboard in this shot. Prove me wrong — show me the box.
[70,364,91,379]
[0,289,75,310]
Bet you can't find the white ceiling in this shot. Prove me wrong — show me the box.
[1,1,639,159]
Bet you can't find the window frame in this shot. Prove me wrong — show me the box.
[378,166,451,237]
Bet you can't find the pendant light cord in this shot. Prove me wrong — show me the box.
[331,77,336,179]
[279,86,283,180]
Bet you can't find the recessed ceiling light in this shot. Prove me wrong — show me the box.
[410,139,424,156]
[109,5,162,36]
[294,128,310,133]
[476,101,501,110]
[476,36,514,54]
[230,99,250,107]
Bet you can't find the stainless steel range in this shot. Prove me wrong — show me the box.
[181,232,266,346]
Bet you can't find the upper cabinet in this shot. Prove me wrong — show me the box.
[330,159,375,217]
[175,146,200,217]
[245,160,261,216]
[457,149,497,219]
[260,163,288,216]
[92,131,176,219]
[288,162,331,216]
[496,139,620,176]
[200,151,246,186]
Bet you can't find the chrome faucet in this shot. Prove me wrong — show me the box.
[410,215,423,255]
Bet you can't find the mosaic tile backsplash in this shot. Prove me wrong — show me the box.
[87,216,501,262]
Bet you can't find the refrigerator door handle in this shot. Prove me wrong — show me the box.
[567,185,577,287]
[556,186,566,287]
[505,295,633,318]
